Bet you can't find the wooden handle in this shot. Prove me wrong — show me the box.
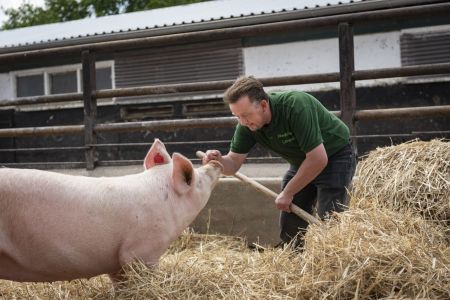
[196,150,321,226]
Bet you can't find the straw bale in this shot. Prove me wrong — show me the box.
[352,139,450,223]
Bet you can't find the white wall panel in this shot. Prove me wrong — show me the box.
[244,31,402,92]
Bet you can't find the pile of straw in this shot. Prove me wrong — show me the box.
[352,139,450,222]
[299,206,450,299]
[117,230,304,299]
[2,209,449,299]
[115,208,450,299]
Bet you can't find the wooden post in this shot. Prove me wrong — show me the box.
[338,22,357,154]
[82,50,97,170]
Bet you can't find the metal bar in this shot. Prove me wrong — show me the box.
[2,61,450,107]
[0,73,340,107]
[0,2,448,62]
[0,125,83,138]
[87,140,231,148]
[411,130,450,135]
[93,116,238,133]
[355,105,450,120]
[0,161,86,169]
[0,146,86,152]
[82,50,97,170]
[0,93,82,107]
[96,73,341,99]
[3,131,448,154]
[353,62,450,80]
[338,22,357,152]
[0,106,448,139]
[350,132,450,138]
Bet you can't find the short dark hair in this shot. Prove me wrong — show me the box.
[224,76,269,104]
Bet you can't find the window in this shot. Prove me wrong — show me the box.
[12,61,114,98]
[16,74,44,97]
[96,67,112,90]
[50,71,78,94]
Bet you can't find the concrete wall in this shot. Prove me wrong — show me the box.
[192,177,282,247]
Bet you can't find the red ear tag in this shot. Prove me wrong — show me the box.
[154,153,164,164]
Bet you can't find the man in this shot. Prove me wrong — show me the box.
[202,76,356,247]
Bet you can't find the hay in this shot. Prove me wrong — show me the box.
[117,231,304,299]
[1,209,449,299]
[0,275,112,299]
[299,206,450,299]
[116,209,450,300]
[352,139,450,223]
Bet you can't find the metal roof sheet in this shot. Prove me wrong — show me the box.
[0,0,364,50]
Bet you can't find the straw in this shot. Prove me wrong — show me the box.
[352,139,450,224]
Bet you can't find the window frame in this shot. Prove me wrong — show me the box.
[10,60,115,99]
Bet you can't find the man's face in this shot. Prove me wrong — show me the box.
[229,95,267,131]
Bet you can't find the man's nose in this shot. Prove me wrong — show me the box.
[239,118,249,126]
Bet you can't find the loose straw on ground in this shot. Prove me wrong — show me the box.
[2,207,449,299]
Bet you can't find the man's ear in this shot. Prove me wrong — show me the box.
[171,153,195,195]
[143,138,171,170]
[261,99,269,110]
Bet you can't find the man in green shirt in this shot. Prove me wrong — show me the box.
[202,76,356,247]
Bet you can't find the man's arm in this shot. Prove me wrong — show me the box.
[202,150,247,176]
[275,143,328,212]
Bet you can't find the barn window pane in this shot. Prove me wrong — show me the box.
[16,74,44,97]
[50,71,77,94]
[96,67,112,90]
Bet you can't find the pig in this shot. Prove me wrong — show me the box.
[0,139,222,283]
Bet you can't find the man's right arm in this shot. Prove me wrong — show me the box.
[202,150,247,176]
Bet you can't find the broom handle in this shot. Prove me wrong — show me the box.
[196,151,321,226]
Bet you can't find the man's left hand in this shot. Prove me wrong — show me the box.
[275,191,294,212]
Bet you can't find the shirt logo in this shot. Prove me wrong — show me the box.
[277,132,295,144]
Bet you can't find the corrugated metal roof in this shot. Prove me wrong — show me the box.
[0,0,366,50]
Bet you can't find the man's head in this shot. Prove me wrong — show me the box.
[224,76,271,131]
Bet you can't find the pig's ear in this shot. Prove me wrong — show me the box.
[143,138,171,170]
[171,152,195,195]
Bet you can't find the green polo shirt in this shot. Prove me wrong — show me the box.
[230,91,349,166]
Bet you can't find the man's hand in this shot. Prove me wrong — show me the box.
[275,190,294,212]
[202,150,223,165]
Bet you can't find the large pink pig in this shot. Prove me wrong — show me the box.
[0,139,222,282]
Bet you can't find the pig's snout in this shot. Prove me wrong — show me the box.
[201,159,223,186]
[207,160,224,172]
